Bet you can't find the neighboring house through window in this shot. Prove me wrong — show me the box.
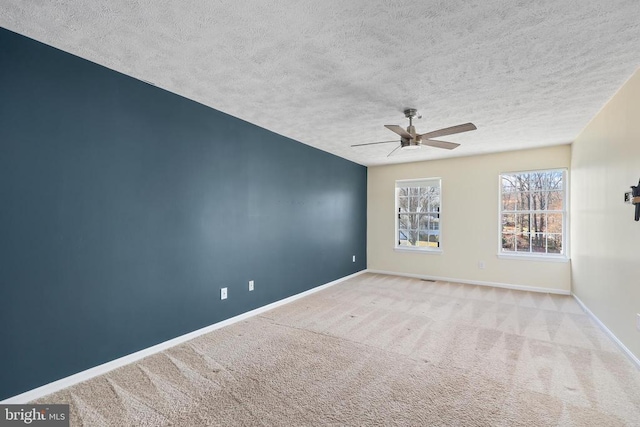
[395,178,442,252]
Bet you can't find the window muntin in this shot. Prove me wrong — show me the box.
[396,178,441,251]
[499,170,566,256]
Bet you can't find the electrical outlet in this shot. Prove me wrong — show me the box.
[249,280,254,291]
[636,313,640,331]
[478,261,486,269]
[220,288,227,300]
[352,255,356,263]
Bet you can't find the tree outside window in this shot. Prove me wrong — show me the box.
[500,170,566,256]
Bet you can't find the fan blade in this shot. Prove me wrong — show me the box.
[419,123,476,139]
[387,145,402,157]
[384,125,412,139]
[422,139,460,150]
[351,140,399,147]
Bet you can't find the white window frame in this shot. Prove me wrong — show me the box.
[394,177,443,254]
[498,168,569,262]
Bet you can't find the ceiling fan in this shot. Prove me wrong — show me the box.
[351,108,476,157]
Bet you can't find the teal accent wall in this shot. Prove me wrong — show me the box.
[0,28,367,400]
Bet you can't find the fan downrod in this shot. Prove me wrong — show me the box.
[403,108,422,129]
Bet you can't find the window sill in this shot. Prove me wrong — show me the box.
[394,247,443,255]
[497,253,570,263]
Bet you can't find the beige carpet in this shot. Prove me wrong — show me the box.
[34,273,640,426]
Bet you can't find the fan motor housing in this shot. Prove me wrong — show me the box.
[400,137,421,149]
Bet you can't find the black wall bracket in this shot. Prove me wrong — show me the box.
[625,179,640,221]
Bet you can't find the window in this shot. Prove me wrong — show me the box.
[395,178,441,252]
[499,169,567,258]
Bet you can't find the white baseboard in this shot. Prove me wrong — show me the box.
[572,293,640,370]
[367,269,571,295]
[1,270,367,404]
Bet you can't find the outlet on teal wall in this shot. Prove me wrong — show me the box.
[0,28,367,400]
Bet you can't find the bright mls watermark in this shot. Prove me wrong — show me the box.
[0,405,68,426]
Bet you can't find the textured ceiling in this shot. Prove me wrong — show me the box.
[1,1,639,166]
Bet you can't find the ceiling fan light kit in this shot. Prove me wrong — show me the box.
[352,108,477,157]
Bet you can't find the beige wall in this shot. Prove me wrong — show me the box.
[367,145,572,292]
[571,69,640,359]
